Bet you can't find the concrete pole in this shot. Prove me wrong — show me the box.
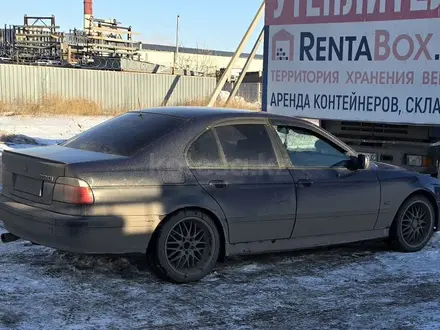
[225,27,264,106]
[173,15,180,75]
[207,1,265,107]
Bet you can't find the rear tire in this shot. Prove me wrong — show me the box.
[389,195,435,252]
[148,210,220,283]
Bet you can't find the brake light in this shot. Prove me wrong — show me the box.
[53,177,94,205]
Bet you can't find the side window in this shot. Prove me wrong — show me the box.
[275,126,349,168]
[187,130,222,167]
[215,124,278,167]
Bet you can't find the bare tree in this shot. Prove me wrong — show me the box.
[176,42,216,75]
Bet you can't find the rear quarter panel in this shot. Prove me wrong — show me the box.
[78,168,226,222]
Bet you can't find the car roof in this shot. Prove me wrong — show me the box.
[136,106,314,125]
[131,106,356,155]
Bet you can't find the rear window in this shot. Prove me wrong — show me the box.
[187,130,222,167]
[61,112,185,156]
[215,124,278,167]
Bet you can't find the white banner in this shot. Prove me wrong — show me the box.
[264,0,440,125]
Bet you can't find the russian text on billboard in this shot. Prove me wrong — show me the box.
[264,0,440,125]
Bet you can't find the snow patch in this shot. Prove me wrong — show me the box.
[0,116,109,155]
[0,133,39,145]
[218,90,261,109]
[238,263,263,273]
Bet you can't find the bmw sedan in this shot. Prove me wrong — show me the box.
[0,107,439,283]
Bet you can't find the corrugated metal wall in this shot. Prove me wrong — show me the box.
[0,64,216,110]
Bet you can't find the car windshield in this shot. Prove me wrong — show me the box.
[61,112,186,156]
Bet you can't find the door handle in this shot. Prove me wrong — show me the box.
[297,179,314,187]
[336,171,356,179]
[208,180,228,189]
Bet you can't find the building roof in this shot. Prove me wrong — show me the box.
[141,43,264,60]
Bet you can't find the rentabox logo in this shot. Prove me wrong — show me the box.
[297,30,433,62]
[267,1,437,63]
[272,29,294,61]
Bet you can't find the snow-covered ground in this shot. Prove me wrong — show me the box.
[1,115,440,329]
[0,115,109,153]
[0,115,109,182]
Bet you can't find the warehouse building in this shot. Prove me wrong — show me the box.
[140,43,264,77]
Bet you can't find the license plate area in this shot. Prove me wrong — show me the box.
[13,174,44,197]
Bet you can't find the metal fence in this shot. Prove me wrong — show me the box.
[0,63,216,110]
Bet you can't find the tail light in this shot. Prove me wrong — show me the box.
[53,177,94,205]
[405,155,433,168]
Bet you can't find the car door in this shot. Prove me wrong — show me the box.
[270,121,381,238]
[187,120,297,244]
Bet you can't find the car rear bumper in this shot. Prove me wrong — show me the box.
[0,195,157,254]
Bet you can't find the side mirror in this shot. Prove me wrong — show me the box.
[346,154,370,170]
[357,154,370,170]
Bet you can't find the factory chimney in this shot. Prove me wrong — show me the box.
[84,0,93,32]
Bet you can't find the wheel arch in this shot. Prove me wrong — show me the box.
[394,189,439,231]
[146,206,229,261]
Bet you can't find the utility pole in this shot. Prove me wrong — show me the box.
[207,1,265,107]
[225,27,264,106]
[173,15,180,75]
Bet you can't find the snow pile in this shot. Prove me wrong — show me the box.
[0,116,109,155]
[218,90,230,102]
[0,133,39,145]
[0,131,63,155]
[218,90,261,110]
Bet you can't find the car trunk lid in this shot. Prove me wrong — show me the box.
[2,145,123,205]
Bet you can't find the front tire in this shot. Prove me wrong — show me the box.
[389,195,435,252]
[149,210,220,283]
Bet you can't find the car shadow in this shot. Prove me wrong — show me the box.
[18,231,393,284]
[0,191,418,284]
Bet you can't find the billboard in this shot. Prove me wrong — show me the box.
[262,0,440,125]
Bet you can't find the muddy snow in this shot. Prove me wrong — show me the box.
[1,115,440,329]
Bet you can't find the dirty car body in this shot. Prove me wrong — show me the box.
[1,107,440,283]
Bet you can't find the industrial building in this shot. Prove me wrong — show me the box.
[140,43,263,78]
[0,0,263,79]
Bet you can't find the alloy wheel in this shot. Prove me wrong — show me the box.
[165,217,215,274]
[400,200,433,248]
